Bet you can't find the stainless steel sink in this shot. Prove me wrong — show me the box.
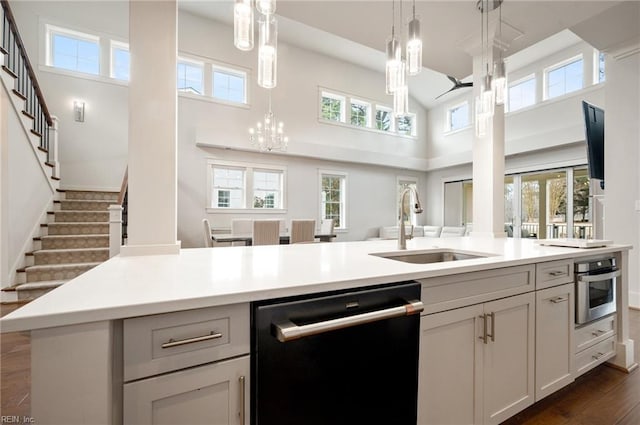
[370,249,491,264]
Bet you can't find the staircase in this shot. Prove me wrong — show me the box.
[10,190,118,300]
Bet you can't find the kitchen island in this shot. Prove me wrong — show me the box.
[1,237,636,424]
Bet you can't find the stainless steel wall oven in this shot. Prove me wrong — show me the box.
[575,257,619,325]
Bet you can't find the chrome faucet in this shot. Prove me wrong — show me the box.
[398,187,424,250]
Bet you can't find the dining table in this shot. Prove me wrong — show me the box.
[211,232,336,246]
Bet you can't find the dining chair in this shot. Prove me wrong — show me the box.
[440,226,466,237]
[202,218,214,247]
[423,225,442,237]
[320,219,335,240]
[290,219,316,244]
[252,220,281,246]
[231,218,254,246]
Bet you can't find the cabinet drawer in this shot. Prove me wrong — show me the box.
[574,336,616,377]
[419,265,535,314]
[575,314,616,353]
[536,260,574,290]
[124,303,249,381]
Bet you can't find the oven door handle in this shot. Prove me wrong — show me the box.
[274,300,424,342]
[577,269,621,283]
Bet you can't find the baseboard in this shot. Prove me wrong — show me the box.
[630,290,640,309]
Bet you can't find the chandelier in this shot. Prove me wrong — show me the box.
[249,91,288,152]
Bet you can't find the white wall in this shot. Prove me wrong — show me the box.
[604,50,640,307]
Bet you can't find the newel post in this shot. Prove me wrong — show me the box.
[49,116,59,178]
[108,205,123,258]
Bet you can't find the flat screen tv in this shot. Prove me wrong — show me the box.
[581,101,605,188]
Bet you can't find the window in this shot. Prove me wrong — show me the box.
[212,167,245,208]
[110,41,130,81]
[212,67,247,104]
[397,114,416,136]
[253,170,282,209]
[447,102,470,131]
[177,59,204,95]
[47,26,99,75]
[321,92,345,122]
[508,76,536,112]
[208,161,286,211]
[320,172,347,229]
[350,99,370,127]
[375,106,393,131]
[597,51,606,83]
[546,57,583,99]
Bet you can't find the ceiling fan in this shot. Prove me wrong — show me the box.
[435,75,473,100]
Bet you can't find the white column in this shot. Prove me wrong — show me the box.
[49,115,59,179]
[471,47,507,238]
[108,204,123,258]
[120,0,180,256]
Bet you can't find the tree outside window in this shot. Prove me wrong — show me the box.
[375,108,392,131]
[321,95,343,122]
[321,175,345,228]
[351,101,369,127]
[397,114,415,136]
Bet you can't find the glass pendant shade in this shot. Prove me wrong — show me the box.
[258,14,277,89]
[407,17,422,75]
[256,0,276,15]
[393,83,409,117]
[492,59,507,105]
[385,37,402,94]
[481,74,495,116]
[234,0,254,51]
[475,96,488,137]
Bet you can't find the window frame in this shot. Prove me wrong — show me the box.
[110,40,130,81]
[318,170,348,231]
[594,50,606,84]
[211,64,248,105]
[445,101,471,132]
[177,57,205,95]
[543,54,584,100]
[375,105,394,132]
[320,91,346,123]
[207,160,287,213]
[396,113,417,137]
[46,24,100,76]
[350,98,371,128]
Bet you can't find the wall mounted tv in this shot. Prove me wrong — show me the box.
[581,101,605,189]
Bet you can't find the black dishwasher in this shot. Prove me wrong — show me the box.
[251,281,422,425]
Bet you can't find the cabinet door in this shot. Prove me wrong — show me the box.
[418,304,484,425]
[536,283,575,401]
[123,356,249,425]
[483,292,535,425]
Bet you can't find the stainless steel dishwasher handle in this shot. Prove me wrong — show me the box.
[577,269,621,283]
[274,300,424,342]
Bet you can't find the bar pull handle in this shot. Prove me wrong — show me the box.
[578,269,621,283]
[239,375,246,425]
[550,296,568,304]
[478,314,488,344]
[548,270,566,277]
[274,300,424,342]
[592,329,606,337]
[592,352,605,360]
[487,311,495,342]
[161,331,223,349]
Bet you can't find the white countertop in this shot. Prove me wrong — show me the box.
[0,237,629,332]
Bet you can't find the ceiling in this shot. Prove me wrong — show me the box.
[179,1,632,109]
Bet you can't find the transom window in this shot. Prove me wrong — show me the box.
[375,106,393,131]
[47,25,99,75]
[508,76,536,112]
[177,59,204,95]
[321,92,345,122]
[397,114,416,136]
[597,51,606,83]
[208,160,286,211]
[546,56,583,99]
[110,41,130,81]
[350,99,370,127]
[320,172,347,229]
[212,67,247,104]
[447,102,470,131]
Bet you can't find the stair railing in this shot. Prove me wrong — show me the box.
[1,0,53,161]
[109,168,127,257]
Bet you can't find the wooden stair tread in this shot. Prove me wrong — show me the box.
[41,234,109,239]
[2,65,17,78]
[35,247,109,254]
[12,89,27,100]
[21,110,34,120]
[47,221,110,225]
[25,261,102,271]
[14,280,67,291]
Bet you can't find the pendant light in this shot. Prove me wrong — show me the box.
[393,0,409,116]
[256,0,276,15]
[233,0,254,51]
[492,1,507,105]
[257,13,277,89]
[386,0,402,94]
[406,0,422,75]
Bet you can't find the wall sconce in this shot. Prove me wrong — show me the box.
[73,101,85,122]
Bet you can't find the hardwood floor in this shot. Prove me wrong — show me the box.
[1,304,639,423]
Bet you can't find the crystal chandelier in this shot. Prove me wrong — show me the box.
[249,91,288,152]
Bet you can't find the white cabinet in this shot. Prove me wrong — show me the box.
[535,283,575,401]
[418,292,535,425]
[124,356,249,425]
[574,314,617,376]
[122,304,250,425]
